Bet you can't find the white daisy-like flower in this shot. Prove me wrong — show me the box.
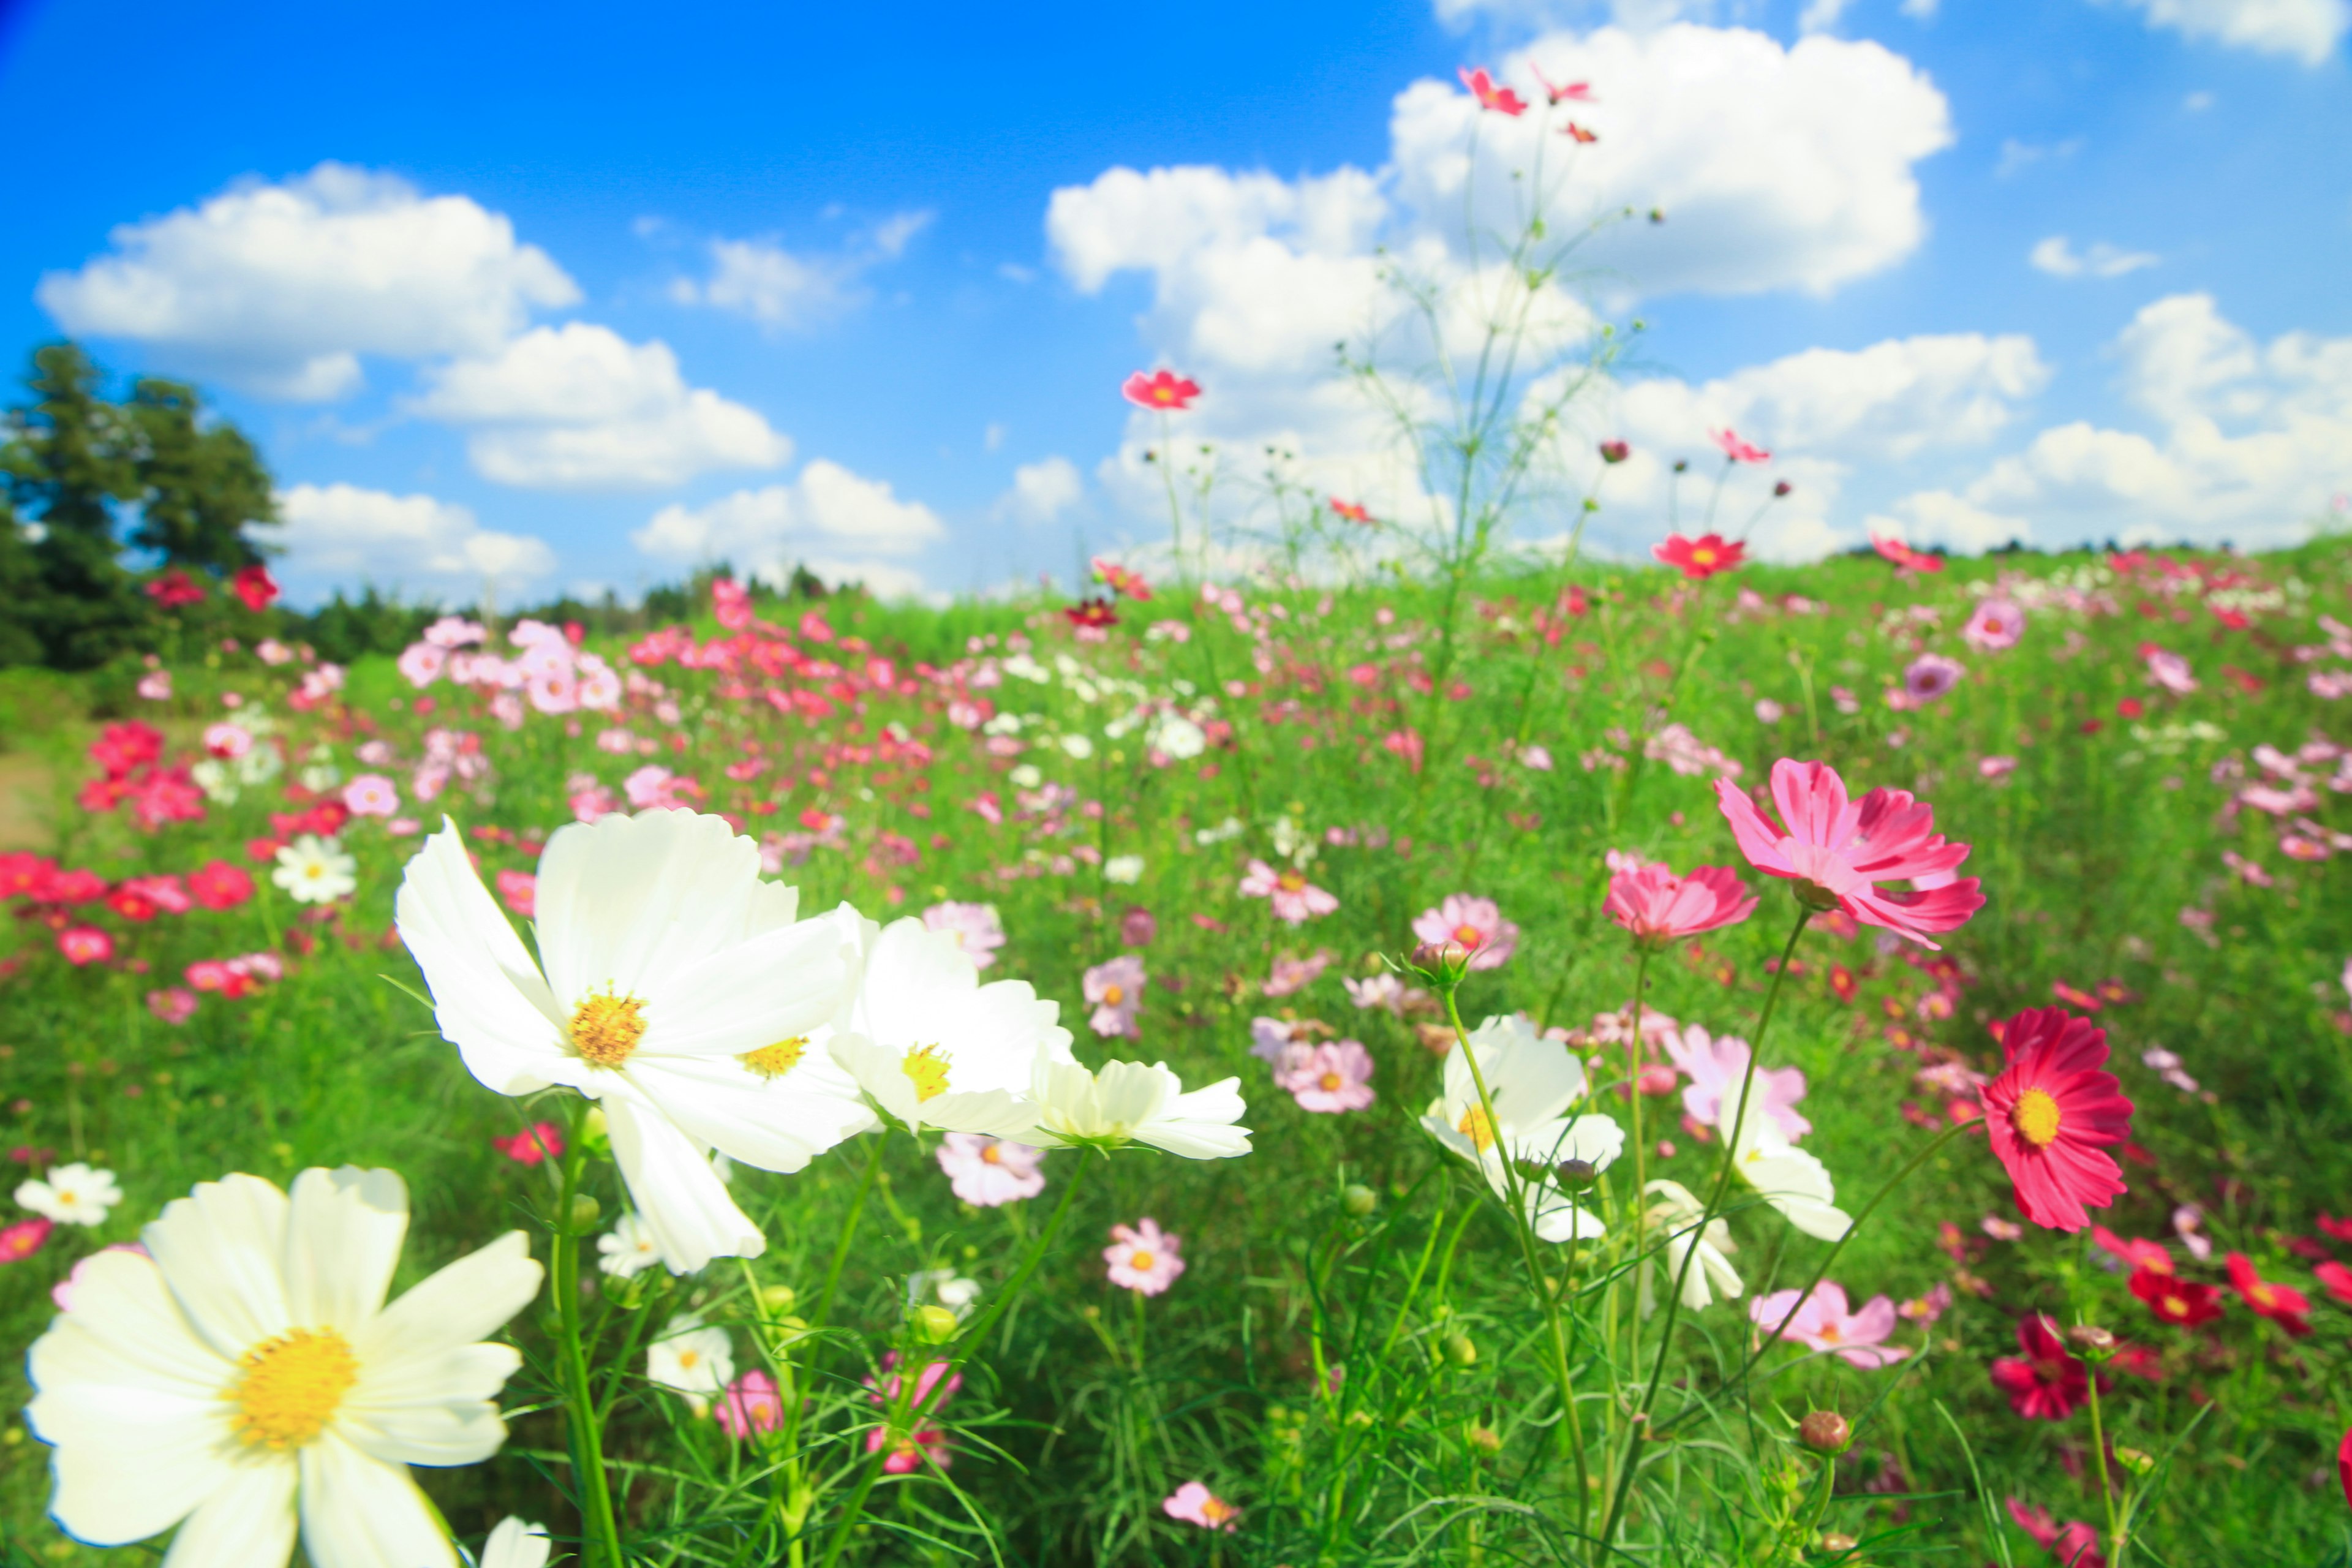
[28,1166,540,1567]
[646,1314,734,1396]
[597,1213,663,1278]
[1643,1178,1744,1311]
[480,1518,551,1568]
[395,810,878,1274]
[824,917,1074,1137]
[271,834,356,905]
[1028,1059,1251,1159]
[15,1163,121,1227]
[1719,1098,1852,1241]
[1420,1014,1622,1243]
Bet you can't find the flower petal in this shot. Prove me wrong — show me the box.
[603,1091,766,1272]
[298,1431,456,1568]
[627,1055,876,1172]
[534,810,763,1007]
[356,1231,540,1371]
[159,1458,298,1568]
[641,911,857,1059]
[283,1168,408,1335]
[142,1173,293,1359]
[394,822,565,1096]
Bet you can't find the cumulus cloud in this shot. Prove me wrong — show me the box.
[1873,294,2352,551]
[2029,236,2160,279]
[632,460,948,594]
[409,323,791,489]
[995,456,1087,524]
[262,483,557,598]
[671,210,934,330]
[37,164,578,401]
[2112,0,2348,64]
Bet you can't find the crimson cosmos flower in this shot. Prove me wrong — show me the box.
[1980,1007,2132,1232]
[144,569,207,609]
[2005,1496,2106,1568]
[1603,861,1757,946]
[2225,1251,2312,1335]
[2339,1428,2352,1510]
[1713,758,1985,948]
[1457,65,1528,116]
[1652,532,1746,580]
[1562,122,1598,143]
[1121,369,1200,410]
[231,563,280,611]
[1989,1313,2090,1420]
[1064,600,1119,631]
[2129,1267,2224,1327]
[1869,532,1945,574]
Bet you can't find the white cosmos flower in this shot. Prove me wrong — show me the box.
[271,834,356,905]
[1643,1178,1743,1311]
[480,1518,551,1568]
[1420,1014,1621,1243]
[1719,1098,1852,1241]
[395,810,876,1275]
[1103,854,1145,885]
[1028,1059,1251,1159]
[824,917,1073,1137]
[27,1166,539,1568]
[16,1163,121,1227]
[646,1314,734,1396]
[597,1213,662,1278]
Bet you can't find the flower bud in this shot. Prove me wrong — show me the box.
[1820,1532,1858,1553]
[2113,1445,2154,1477]
[1555,1158,1598,1189]
[1466,1424,1502,1453]
[1443,1332,1479,1367]
[765,1314,811,1351]
[1598,440,1630,465]
[566,1194,601,1234]
[1773,480,1793,497]
[2066,1324,2114,1353]
[759,1284,798,1314]
[1411,940,1471,978]
[911,1305,959,1344]
[1796,1410,1850,1454]
[579,1105,611,1156]
[1342,1183,1378,1218]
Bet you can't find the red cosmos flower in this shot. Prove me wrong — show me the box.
[145,568,208,609]
[1091,557,1154,601]
[0,1217,51,1264]
[1065,599,1119,631]
[2321,1213,2352,1242]
[1604,861,1757,945]
[58,927,113,966]
[1528,61,1593,104]
[1828,964,1857,1003]
[494,1121,565,1166]
[1711,428,1771,464]
[2225,1252,2312,1334]
[1457,66,1528,116]
[2093,1226,2171,1274]
[1121,369,1200,410]
[2309,1260,2352,1305]
[0,853,56,901]
[1980,1008,2132,1232]
[1562,122,1598,143]
[187,860,255,911]
[1713,759,1985,948]
[2005,1496,2106,1568]
[45,868,107,904]
[89,721,164,779]
[2107,1343,2166,1381]
[107,884,160,923]
[230,564,279,611]
[1329,498,1374,524]
[1652,532,1747,580]
[1598,440,1630,464]
[1989,1314,2090,1420]
[1869,532,1945,575]
[2129,1267,2223,1326]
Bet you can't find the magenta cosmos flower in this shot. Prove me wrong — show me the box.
[1164,1480,1240,1531]
[1902,654,1965,705]
[922,900,1005,969]
[1104,1218,1186,1295]
[714,1369,783,1438]
[935,1133,1046,1207]
[1749,1282,1908,1368]
[1604,861,1756,945]
[1963,598,2026,652]
[1979,1007,2132,1232]
[1275,1040,1377,1113]
[1989,1313,2089,1420]
[1411,893,1519,970]
[1084,954,1146,1038]
[1239,860,1338,924]
[1713,760,1984,948]
[2006,1498,2105,1568]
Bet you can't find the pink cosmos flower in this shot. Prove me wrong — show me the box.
[1869,533,1943,575]
[1964,599,2026,652]
[1275,1040,1377,1113]
[2144,647,2197,694]
[1163,1481,1240,1531]
[0,1216,51,1264]
[145,988,198,1025]
[937,1133,1047,1207]
[1713,759,1984,948]
[711,576,754,631]
[1663,1025,1809,1140]
[496,869,537,918]
[1749,1283,1909,1368]
[1344,973,1415,1015]
[714,1368,782,1438]
[1264,950,1333,997]
[396,642,448,687]
[1604,862,1757,945]
[864,1354,958,1472]
[1980,1008,2132,1232]
[1240,859,1339,924]
[1711,428,1771,464]
[2006,1496,2106,1568]
[1902,654,1965,705]
[922,901,1005,969]
[1104,1218,1186,1295]
[1122,369,1201,410]
[339,773,399,818]
[1979,755,2019,781]
[1457,65,1528,116]
[58,928,111,966]
[1084,955,1146,1038]
[1411,893,1518,970]
[493,1122,564,1166]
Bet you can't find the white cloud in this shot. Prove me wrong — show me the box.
[2113,0,2348,64]
[263,483,557,597]
[1994,138,2084,178]
[996,457,1086,524]
[37,164,578,401]
[410,323,791,489]
[633,461,947,589]
[1432,0,1719,29]
[671,211,933,330]
[1798,0,1852,31]
[1879,294,2352,551]
[2029,236,2160,279]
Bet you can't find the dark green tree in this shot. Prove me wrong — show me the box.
[0,343,144,668]
[126,377,276,571]
[0,491,44,667]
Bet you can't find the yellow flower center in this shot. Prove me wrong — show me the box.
[304,863,324,879]
[1130,1250,1156,1271]
[571,990,648,1069]
[2163,1294,2187,1316]
[980,1142,1002,1164]
[225,1327,359,1450]
[1818,1322,1843,1343]
[678,1348,701,1370]
[1691,546,1717,565]
[1278,871,1306,892]
[739,1036,809,1079]
[1319,1072,1344,1092]
[2012,1087,2062,1148]
[902,1044,951,1102]
[1457,1106,1497,1153]
[1201,1496,1237,1524]
[1102,983,1125,1007]
[1452,923,1483,947]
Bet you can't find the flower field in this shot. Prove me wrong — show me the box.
[2,538,2350,1567]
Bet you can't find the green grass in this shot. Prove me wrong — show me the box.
[2,543,2350,1565]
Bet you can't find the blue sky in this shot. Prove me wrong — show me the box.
[2,0,2346,605]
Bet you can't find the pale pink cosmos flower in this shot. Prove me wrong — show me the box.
[1084,955,1146,1038]
[1662,1025,1810,1140]
[922,901,1006,969]
[1239,859,1339,924]
[145,988,198,1025]
[1978,755,2019,781]
[202,720,252,760]
[1604,862,1757,945]
[1748,1282,1908,1367]
[1962,599,2026,652]
[936,1134,1046,1206]
[1411,894,1519,970]
[864,1354,957,1472]
[1264,950,1333,997]
[1249,1016,1305,1064]
[715,1370,783,1438]
[136,669,172,701]
[396,642,448,687]
[343,774,400,818]
[1163,1481,1240,1531]
[1897,1281,1952,1324]
[1902,654,1965,705]
[1275,1041,1377,1113]
[1344,973,1411,1014]
[1104,1218,1185,1295]
[2145,648,2197,694]
[1714,760,1983,948]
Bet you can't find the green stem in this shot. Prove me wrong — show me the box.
[811,1134,884,1332]
[554,1103,627,1567]
[2085,1352,2126,1566]
[1623,946,1653,1395]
